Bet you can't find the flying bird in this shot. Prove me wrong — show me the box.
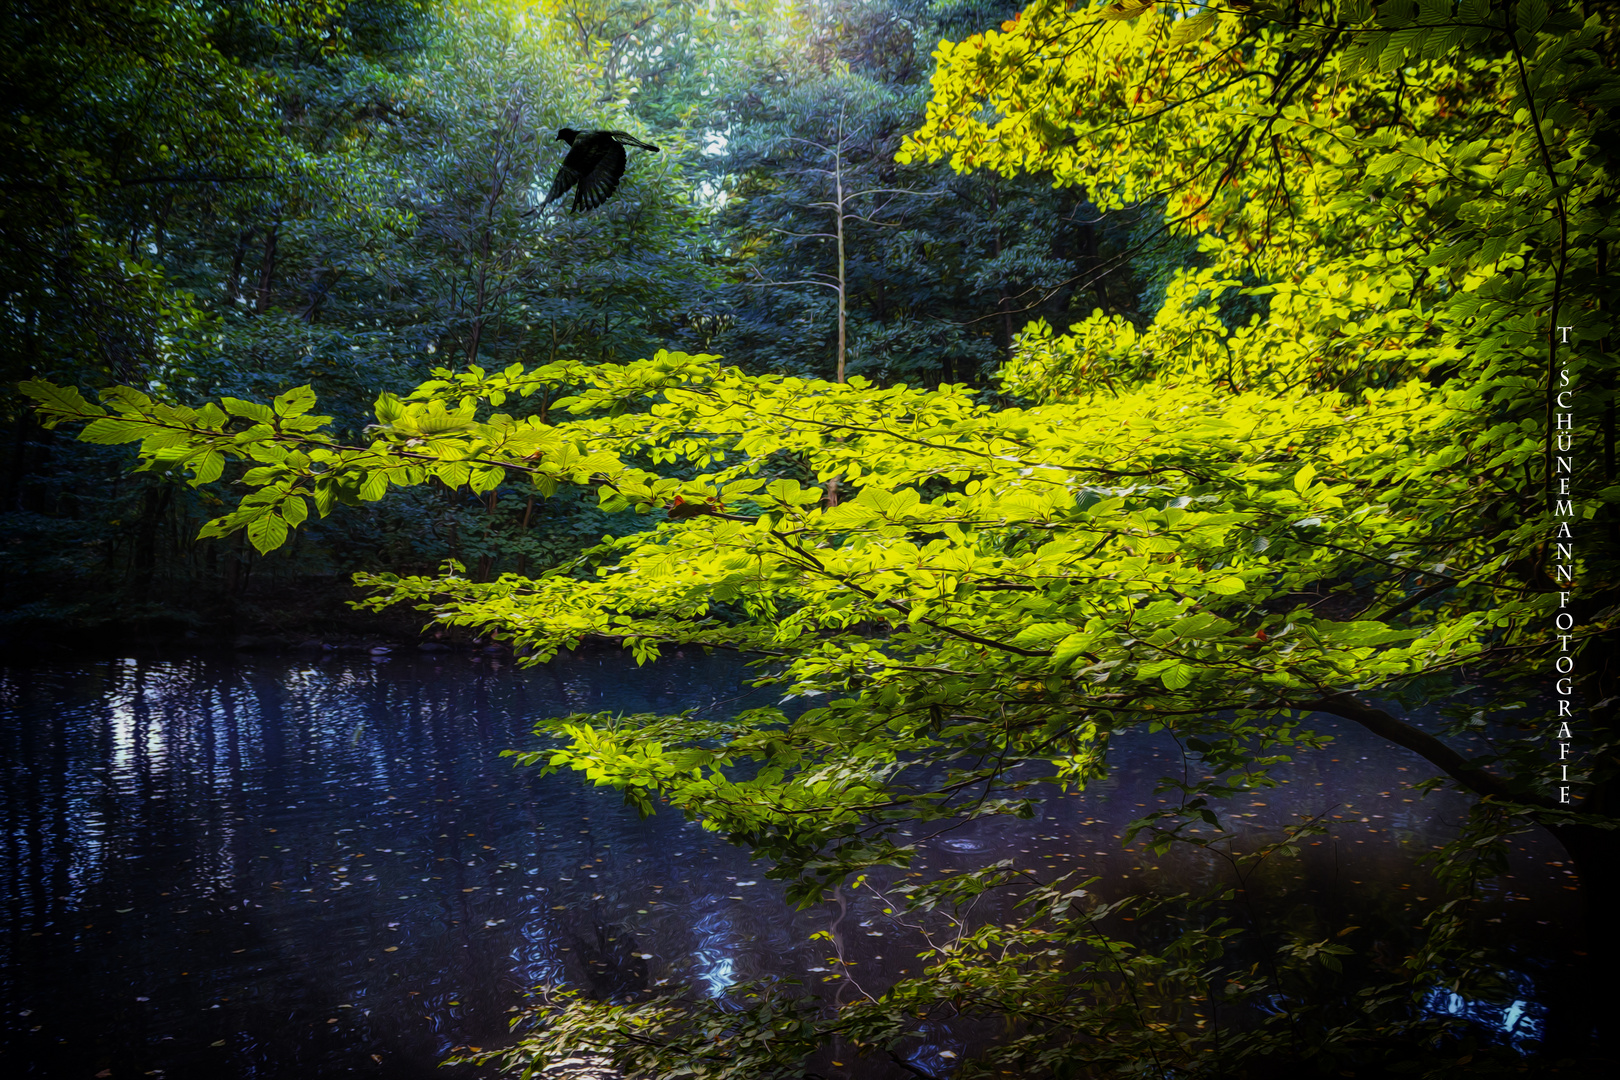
[537,128,661,213]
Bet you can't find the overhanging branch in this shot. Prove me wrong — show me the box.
[1297,691,1547,808]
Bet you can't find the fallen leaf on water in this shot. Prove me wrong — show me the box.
[371,1055,383,1064]
[211,1040,225,1047]
[384,947,398,952]
[326,1018,337,1024]
[96,1071,112,1078]
[116,908,133,913]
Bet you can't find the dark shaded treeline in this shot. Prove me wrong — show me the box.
[0,0,1164,641]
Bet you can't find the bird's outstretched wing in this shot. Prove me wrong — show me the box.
[540,163,580,210]
[605,131,661,153]
[573,137,627,213]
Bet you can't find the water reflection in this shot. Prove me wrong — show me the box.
[0,650,1581,1078]
[1426,978,1545,1050]
[1,650,780,1078]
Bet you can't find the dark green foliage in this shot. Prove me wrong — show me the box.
[0,0,719,632]
[701,1,1141,388]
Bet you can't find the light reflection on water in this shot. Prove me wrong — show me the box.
[1426,980,1544,1049]
[0,650,1580,1078]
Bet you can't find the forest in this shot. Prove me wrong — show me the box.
[3,0,1617,1076]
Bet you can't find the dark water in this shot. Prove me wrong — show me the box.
[1,650,1579,1078]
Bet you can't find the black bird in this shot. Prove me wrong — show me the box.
[538,128,660,213]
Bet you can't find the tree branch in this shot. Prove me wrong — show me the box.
[1296,692,1546,808]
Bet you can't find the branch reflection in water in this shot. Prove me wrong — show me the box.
[0,649,1576,1077]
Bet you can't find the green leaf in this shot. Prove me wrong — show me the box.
[1099,0,1153,20]
[19,379,105,419]
[190,450,226,486]
[1010,622,1077,649]
[246,512,290,554]
[1160,663,1193,690]
[1168,10,1217,47]
[375,392,405,425]
[223,397,274,424]
[1052,633,1092,668]
[471,465,506,494]
[79,418,152,444]
[1517,0,1547,35]
[273,385,318,418]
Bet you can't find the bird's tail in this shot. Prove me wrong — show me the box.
[618,134,660,153]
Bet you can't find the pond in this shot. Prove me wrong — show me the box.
[0,649,1579,1078]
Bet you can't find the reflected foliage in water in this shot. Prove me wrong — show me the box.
[0,651,1579,1077]
[1,650,786,1078]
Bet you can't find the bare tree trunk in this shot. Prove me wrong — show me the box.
[464,120,514,368]
[834,148,848,386]
[226,227,258,306]
[515,495,536,577]
[826,115,850,508]
[225,530,248,595]
[129,485,173,600]
[254,220,280,315]
[990,184,1012,354]
[5,401,32,513]
[476,490,497,581]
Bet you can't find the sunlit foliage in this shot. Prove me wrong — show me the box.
[18,0,1620,1074]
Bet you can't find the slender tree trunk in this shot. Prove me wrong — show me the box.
[835,152,847,385]
[990,185,1012,354]
[254,220,280,315]
[5,406,32,513]
[5,305,40,511]
[442,481,462,568]
[475,490,497,581]
[826,129,849,508]
[515,495,536,577]
[227,226,258,306]
[464,131,512,368]
[131,485,174,600]
[226,530,248,595]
